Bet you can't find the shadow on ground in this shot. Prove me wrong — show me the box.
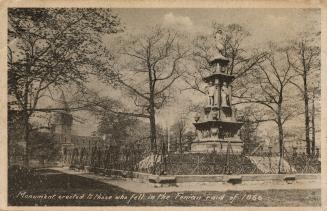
[8,166,321,206]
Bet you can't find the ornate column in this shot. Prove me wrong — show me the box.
[228,84,232,106]
[216,79,221,104]
[215,79,221,119]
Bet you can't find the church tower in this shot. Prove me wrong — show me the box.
[51,91,73,144]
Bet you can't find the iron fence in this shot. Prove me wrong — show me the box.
[64,145,321,175]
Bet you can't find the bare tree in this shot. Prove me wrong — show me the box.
[99,26,189,153]
[170,117,187,153]
[311,83,321,155]
[288,35,320,155]
[311,92,316,154]
[8,8,122,166]
[238,45,298,171]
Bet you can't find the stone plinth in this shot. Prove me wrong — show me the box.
[191,138,243,154]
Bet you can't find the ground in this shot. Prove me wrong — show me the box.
[8,168,320,206]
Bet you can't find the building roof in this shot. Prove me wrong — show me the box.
[52,91,70,112]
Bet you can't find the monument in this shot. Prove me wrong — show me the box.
[191,29,244,154]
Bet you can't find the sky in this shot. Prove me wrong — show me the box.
[39,8,321,138]
[114,8,320,123]
[114,8,320,46]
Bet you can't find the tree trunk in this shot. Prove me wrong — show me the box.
[23,110,30,167]
[178,133,183,154]
[277,107,284,173]
[147,60,157,155]
[23,80,30,167]
[277,120,284,157]
[149,99,157,154]
[303,73,311,155]
[311,97,315,155]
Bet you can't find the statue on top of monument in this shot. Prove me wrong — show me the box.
[208,28,229,73]
[213,29,224,56]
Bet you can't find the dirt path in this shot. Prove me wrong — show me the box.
[51,167,321,193]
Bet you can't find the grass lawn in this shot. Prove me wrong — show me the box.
[8,168,320,206]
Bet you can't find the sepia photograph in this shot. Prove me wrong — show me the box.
[3,2,325,208]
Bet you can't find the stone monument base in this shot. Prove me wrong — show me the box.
[191,138,243,154]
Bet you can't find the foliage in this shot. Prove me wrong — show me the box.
[96,112,138,144]
[8,8,122,112]
[237,106,260,154]
[29,132,59,163]
[8,8,122,165]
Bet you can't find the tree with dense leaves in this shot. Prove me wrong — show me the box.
[8,8,122,166]
[96,112,138,145]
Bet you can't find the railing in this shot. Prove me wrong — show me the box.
[65,146,145,172]
[64,146,321,175]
